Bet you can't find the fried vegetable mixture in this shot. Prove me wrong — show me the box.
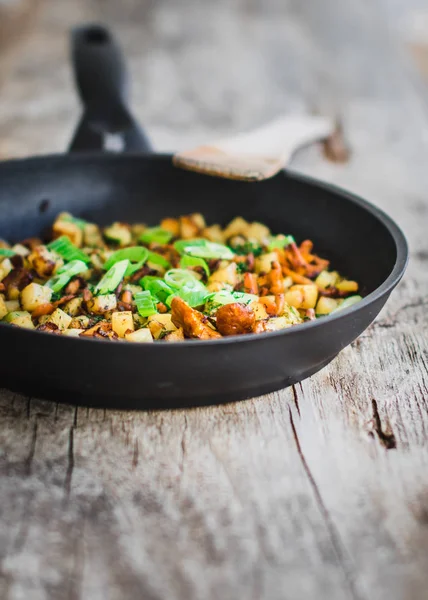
[0,213,362,342]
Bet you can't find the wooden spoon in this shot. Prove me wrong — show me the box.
[173,114,335,181]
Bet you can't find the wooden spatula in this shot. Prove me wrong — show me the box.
[173,115,335,182]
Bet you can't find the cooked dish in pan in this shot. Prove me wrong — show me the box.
[0,212,361,341]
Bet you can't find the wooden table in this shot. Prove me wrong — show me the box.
[1,1,427,598]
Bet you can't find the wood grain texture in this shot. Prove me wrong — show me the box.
[1,1,428,599]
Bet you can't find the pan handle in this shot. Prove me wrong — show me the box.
[68,24,152,154]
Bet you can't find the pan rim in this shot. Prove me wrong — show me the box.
[0,152,409,347]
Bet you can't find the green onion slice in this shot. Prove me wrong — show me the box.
[165,288,208,308]
[0,248,15,258]
[135,290,158,317]
[45,259,88,293]
[95,259,129,294]
[140,276,174,303]
[179,255,210,277]
[146,251,171,269]
[267,235,295,251]
[103,247,149,271]
[48,236,91,264]
[334,295,363,312]
[174,239,235,260]
[140,227,173,245]
[164,268,203,289]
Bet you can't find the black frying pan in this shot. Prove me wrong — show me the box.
[0,25,408,410]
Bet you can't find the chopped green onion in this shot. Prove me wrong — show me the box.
[135,290,158,317]
[174,238,235,260]
[204,290,258,314]
[45,260,88,293]
[140,276,174,303]
[0,248,15,258]
[61,215,88,230]
[147,251,171,269]
[94,259,129,294]
[164,268,203,289]
[334,295,362,312]
[267,235,295,251]
[48,236,91,263]
[103,247,149,271]
[179,255,210,277]
[140,227,173,245]
[125,260,146,277]
[165,288,209,308]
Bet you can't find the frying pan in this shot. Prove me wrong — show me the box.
[0,24,408,410]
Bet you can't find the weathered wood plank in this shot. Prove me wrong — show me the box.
[0,1,428,599]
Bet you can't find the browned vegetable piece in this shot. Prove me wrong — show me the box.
[164,327,185,342]
[243,272,258,295]
[258,260,284,295]
[216,303,256,336]
[36,322,61,335]
[79,321,118,340]
[28,245,59,278]
[171,297,221,340]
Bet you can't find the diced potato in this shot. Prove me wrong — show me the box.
[64,328,85,337]
[5,299,20,312]
[125,328,153,343]
[164,327,185,342]
[0,296,8,320]
[112,311,134,338]
[223,217,249,240]
[245,222,271,244]
[133,313,147,329]
[53,217,83,247]
[37,315,51,325]
[130,223,147,239]
[86,294,117,314]
[62,297,83,317]
[104,223,132,246]
[282,304,303,324]
[179,215,200,239]
[28,246,61,278]
[70,315,91,329]
[208,263,237,288]
[3,311,34,329]
[285,284,318,309]
[21,282,53,312]
[161,217,180,237]
[83,223,103,247]
[0,258,13,281]
[262,316,292,331]
[255,252,278,274]
[147,313,177,339]
[315,270,339,290]
[250,301,269,320]
[202,224,224,243]
[283,276,293,290]
[47,308,72,331]
[315,296,339,315]
[7,286,20,301]
[336,280,359,293]
[11,244,30,257]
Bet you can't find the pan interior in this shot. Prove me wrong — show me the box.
[0,154,397,296]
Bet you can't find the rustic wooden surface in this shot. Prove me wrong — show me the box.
[0,1,428,599]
